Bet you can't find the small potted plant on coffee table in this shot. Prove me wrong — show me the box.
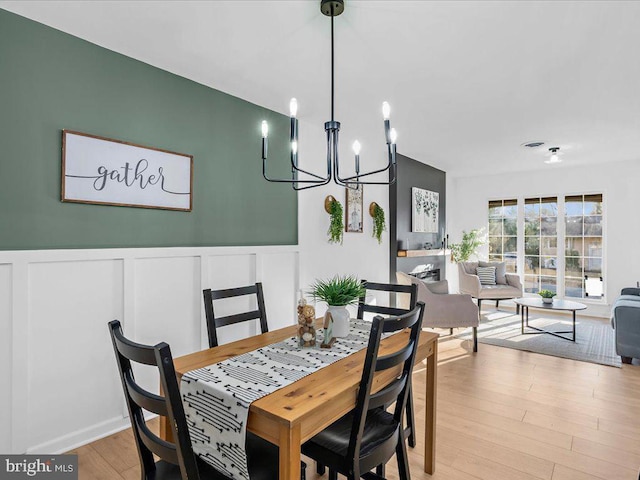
[538,289,556,304]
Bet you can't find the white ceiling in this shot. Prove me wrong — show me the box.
[2,0,640,177]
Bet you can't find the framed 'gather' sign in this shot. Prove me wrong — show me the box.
[61,130,193,211]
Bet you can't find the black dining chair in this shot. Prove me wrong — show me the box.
[108,320,305,480]
[203,283,268,348]
[302,303,425,480]
[358,280,419,448]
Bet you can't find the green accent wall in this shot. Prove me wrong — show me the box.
[0,9,297,250]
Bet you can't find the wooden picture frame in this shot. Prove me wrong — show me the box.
[61,130,193,211]
[345,185,363,232]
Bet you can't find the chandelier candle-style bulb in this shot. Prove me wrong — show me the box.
[289,98,299,144]
[382,102,391,120]
[390,128,397,164]
[261,121,268,159]
[353,140,361,176]
[383,102,392,144]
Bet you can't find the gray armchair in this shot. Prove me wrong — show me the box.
[611,288,640,364]
[397,272,479,352]
[458,261,523,314]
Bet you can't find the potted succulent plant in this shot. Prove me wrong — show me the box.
[538,289,556,304]
[309,275,365,337]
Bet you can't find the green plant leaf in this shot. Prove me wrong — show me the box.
[450,228,486,263]
[328,199,344,244]
[308,275,365,306]
[372,204,386,244]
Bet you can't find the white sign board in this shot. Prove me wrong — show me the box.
[62,130,193,211]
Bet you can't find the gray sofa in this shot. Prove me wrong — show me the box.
[611,287,640,364]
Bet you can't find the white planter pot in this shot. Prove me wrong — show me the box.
[327,305,350,338]
[541,297,554,304]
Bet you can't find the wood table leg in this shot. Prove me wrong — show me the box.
[424,342,438,475]
[279,422,301,480]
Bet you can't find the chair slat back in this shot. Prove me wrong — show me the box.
[357,280,417,320]
[203,283,268,348]
[347,302,425,472]
[108,320,200,480]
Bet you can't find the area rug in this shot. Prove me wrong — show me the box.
[457,310,621,367]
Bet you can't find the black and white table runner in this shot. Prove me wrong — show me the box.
[180,319,377,480]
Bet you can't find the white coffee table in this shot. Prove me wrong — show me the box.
[513,297,587,342]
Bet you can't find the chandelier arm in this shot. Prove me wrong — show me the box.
[335,162,397,187]
[290,164,331,181]
[293,177,332,191]
[335,141,395,182]
[263,159,330,184]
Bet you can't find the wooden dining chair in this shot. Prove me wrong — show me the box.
[302,303,425,480]
[108,320,304,480]
[202,283,268,348]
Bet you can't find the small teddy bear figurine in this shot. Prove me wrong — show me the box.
[297,296,316,347]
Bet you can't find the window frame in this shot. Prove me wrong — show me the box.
[487,192,606,304]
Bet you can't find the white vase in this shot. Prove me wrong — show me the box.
[326,305,350,338]
[541,297,553,304]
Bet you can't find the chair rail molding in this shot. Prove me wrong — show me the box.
[0,244,300,454]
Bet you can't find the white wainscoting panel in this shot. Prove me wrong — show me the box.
[134,256,202,395]
[0,245,299,454]
[27,259,124,451]
[260,252,298,331]
[0,264,12,453]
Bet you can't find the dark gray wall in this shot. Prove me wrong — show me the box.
[0,9,296,250]
[389,154,447,280]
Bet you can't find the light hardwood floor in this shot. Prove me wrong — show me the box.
[69,317,640,480]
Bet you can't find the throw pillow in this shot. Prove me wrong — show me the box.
[476,266,497,285]
[479,261,507,285]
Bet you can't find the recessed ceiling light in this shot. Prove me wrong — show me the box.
[521,141,545,148]
[544,147,562,164]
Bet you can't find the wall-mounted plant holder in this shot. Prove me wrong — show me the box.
[369,202,386,244]
[325,195,344,244]
[325,195,336,214]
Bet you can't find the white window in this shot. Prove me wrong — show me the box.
[488,199,517,273]
[487,193,604,300]
[564,194,603,299]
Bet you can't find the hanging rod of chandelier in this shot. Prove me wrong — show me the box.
[261,0,398,191]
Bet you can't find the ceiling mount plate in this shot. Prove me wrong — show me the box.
[521,141,545,148]
[321,0,345,17]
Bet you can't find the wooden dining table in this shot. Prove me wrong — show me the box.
[161,320,439,480]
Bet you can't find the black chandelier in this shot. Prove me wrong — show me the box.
[261,0,398,191]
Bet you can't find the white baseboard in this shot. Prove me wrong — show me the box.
[26,416,131,454]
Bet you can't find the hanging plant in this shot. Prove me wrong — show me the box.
[369,202,386,244]
[325,195,344,244]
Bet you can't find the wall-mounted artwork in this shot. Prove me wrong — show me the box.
[345,185,363,232]
[412,187,439,233]
[62,130,193,211]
